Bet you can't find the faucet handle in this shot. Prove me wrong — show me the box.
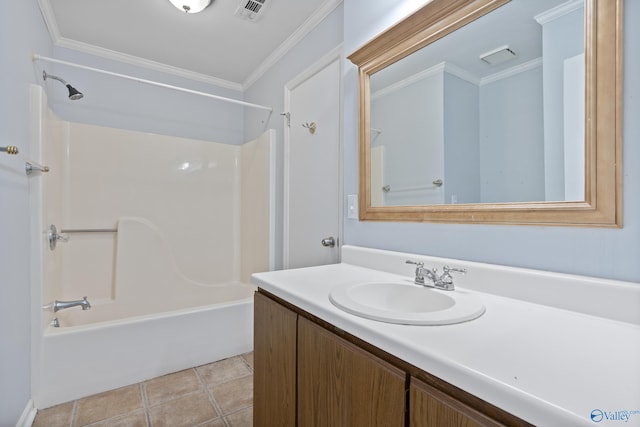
[443,265,466,275]
[406,260,426,285]
[405,260,424,267]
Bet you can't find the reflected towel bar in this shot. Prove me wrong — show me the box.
[60,228,117,233]
[382,180,443,193]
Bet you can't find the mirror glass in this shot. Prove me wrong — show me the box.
[369,0,585,207]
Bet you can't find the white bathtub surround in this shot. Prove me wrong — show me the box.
[252,245,640,427]
[30,86,273,409]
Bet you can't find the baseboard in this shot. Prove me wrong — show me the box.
[15,399,36,427]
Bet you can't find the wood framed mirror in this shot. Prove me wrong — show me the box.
[348,0,622,226]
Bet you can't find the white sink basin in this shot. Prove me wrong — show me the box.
[329,281,485,325]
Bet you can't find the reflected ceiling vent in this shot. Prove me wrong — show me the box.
[235,0,270,21]
[480,45,517,65]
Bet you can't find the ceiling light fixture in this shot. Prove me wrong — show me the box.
[168,0,211,13]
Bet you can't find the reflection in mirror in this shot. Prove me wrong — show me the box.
[369,0,585,207]
[349,0,621,226]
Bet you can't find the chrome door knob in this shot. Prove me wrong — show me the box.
[321,237,335,248]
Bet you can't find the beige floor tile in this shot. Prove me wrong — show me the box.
[88,409,147,427]
[145,368,202,406]
[197,356,251,387]
[75,385,143,426]
[33,401,74,427]
[225,407,253,427]
[148,391,218,427]
[240,352,254,370]
[210,375,253,415]
[197,418,227,427]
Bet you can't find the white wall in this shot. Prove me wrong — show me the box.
[343,0,640,283]
[0,0,52,424]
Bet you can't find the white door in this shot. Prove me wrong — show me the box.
[284,53,341,269]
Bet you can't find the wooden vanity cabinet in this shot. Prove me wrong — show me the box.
[254,290,530,427]
[254,292,297,426]
[410,377,504,427]
[298,316,405,427]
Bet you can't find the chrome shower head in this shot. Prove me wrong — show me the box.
[43,70,84,100]
[67,85,83,100]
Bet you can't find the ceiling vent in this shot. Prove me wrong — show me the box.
[480,45,517,65]
[235,0,270,21]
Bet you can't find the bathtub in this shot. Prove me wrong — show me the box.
[30,91,274,409]
[36,283,254,409]
[34,207,262,410]
[34,218,259,409]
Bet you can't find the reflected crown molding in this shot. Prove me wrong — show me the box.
[372,57,544,100]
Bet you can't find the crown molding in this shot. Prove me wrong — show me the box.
[479,57,543,86]
[53,37,243,91]
[37,0,61,43]
[242,0,343,90]
[371,56,544,100]
[35,0,345,93]
[371,61,480,100]
[534,0,584,25]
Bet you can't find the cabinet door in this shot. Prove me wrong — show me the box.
[410,377,504,427]
[298,317,406,427]
[254,292,297,427]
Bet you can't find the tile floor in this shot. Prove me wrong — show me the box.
[32,353,254,427]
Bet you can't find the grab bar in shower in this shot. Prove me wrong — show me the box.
[60,228,118,233]
[49,224,117,250]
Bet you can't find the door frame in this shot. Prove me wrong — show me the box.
[283,44,344,269]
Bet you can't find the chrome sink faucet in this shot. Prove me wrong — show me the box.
[52,296,91,312]
[406,260,466,291]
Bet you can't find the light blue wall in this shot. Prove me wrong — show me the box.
[542,7,584,201]
[444,73,480,204]
[343,0,640,283]
[479,67,545,202]
[371,73,444,206]
[0,0,52,423]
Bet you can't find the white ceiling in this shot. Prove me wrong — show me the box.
[38,0,339,90]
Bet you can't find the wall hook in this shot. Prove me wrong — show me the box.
[25,161,50,175]
[302,122,317,134]
[280,112,290,127]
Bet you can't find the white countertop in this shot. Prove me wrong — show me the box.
[251,246,640,427]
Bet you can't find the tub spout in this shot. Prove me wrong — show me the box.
[53,297,91,312]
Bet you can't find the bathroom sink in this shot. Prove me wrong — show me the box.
[329,281,485,325]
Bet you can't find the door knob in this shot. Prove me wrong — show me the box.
[321,237,335,248]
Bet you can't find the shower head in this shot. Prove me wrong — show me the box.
[42,70,84,100]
